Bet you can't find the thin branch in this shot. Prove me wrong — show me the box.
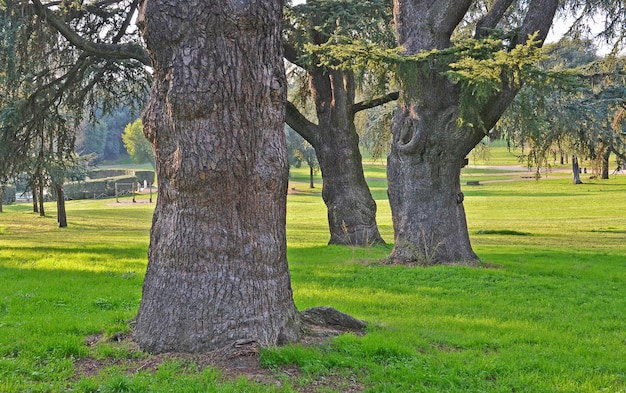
[351,91,399,114]
[30,0,150,66]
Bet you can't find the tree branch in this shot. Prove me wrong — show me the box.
[283,42,309,71]
[30,0,150,66]
[475,0,515,39]
[351,91,399,114]
[480,0,559,130]
[427,0,472,46]
[285,101,319,146]
[515,0,559,46]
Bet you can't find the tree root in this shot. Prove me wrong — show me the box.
[299,306,367,338]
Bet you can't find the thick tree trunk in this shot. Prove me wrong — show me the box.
[55,183,67,228]
[317,135,384,246]
[134,0,301,353]
[286,68,384,246]
[388,0,558,264]
[0,187,3,213]
[388,103,482,264]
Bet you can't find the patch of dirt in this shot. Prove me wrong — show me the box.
[74,320,366,393]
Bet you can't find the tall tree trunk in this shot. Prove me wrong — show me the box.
[309,165,314,188]
[317,130,384,246]
[388,0,558,264]
[572,155,583,184]
[38,181,45,217]
[133,0,301,353]
[0,186,4,213]
[32,186,38,213]
[55,183,67,228]
[601,149,610,180]
[285,68,385,246]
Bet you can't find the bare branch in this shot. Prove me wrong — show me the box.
[30,0,150,66]
[285,101,319,146]
[351,91,399,114]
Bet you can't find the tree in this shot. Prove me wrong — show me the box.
[286,126,319,188]
[0,0,148,225]
[384,1,561,264]
[499,41,626,182]
[122,119,155,168]
[283,0,397,245]
[6,0,372,355]
[131,0,303,353]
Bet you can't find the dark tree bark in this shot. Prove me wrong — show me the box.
[285,68,386,246]
[133,0,302,353]
[32,187,38,214]
[388,0,558,264]
[55,183,67,228]
[37,180,45,217]
[0,187,3,213]
[309,165,315,188]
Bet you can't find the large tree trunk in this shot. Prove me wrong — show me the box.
[388,103,482,264]
[285,68,384,246]
[0,186,3,213]
[317,127,384,246]
[388,0,558,264]
[133,0,301,354]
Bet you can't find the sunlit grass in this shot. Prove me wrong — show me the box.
[1,154,626,391]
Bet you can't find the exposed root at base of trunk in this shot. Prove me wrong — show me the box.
[300,306,367,337]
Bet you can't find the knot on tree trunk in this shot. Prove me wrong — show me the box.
[300,306,366,337]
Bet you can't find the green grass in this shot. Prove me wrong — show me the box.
[1,159,626,392]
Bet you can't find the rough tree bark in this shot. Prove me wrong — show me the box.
[285,68,387,246]
[388,0,558,264]
[133,0,302,353]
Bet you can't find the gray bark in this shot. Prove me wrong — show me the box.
[285,68,385,246]
[133,0,301,353]
[388,0,558,264]
[572,156,583,184]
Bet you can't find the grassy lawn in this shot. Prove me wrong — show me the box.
[1,151,625,392]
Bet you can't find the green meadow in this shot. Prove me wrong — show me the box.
[1,150,625,392]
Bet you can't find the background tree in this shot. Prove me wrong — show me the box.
[122,118,155,168]
[500,40,626,182]
[283,0,397,245]
[381,0,626,264]
[0,0,149,225]
[380,0,562,264]
[76,105,136,161]
[286,126,319,188]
